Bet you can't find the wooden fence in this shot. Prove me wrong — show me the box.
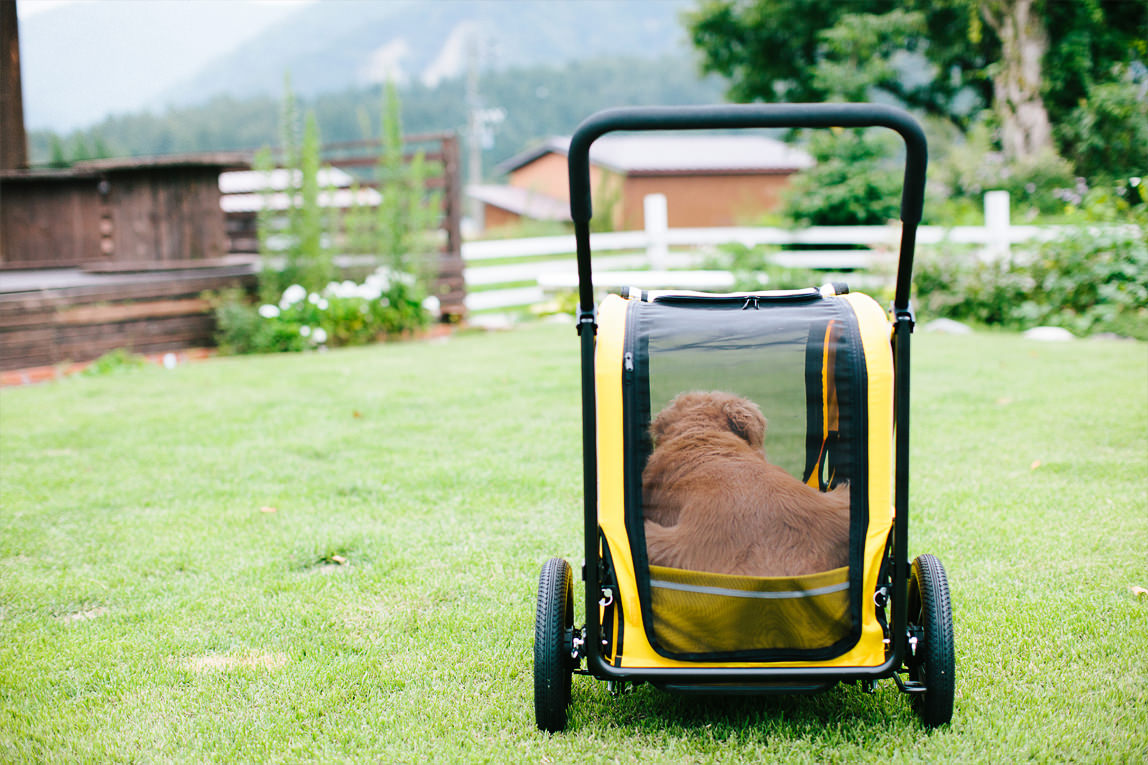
[222,132,466,319]
[0,133,466,373]
[0,265,256,371]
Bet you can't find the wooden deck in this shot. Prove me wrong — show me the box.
[0,260,257,371]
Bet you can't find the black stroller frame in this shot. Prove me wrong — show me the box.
[534,103,953,732]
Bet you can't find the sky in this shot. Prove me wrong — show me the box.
[16,0,73,17]
[16,0,316,130]
[17,0,314,18]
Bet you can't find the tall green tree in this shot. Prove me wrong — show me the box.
[686,0,1147,171]
[299,110,335,290]
[375,81,441,284]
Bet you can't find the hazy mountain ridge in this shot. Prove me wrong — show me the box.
[162,1,694,104]
[20,0,695,131]
[27,53,727,174]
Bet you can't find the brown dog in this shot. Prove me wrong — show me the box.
[642,391,850,578]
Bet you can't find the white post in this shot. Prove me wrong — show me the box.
[984,190,1011,261]
[644,193,669,270]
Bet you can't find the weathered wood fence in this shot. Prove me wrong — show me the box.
[0,133,466,372]
[223,132,466,318]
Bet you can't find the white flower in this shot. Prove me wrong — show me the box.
[317,298,329,310]
[422,295,441,315]
[300,325,312,337]
[312,327,328,344]
[358,284,382,301]
[308,293,321,305]
[365,272,390,293]
[280,284,307,307]
[258,304,281,319]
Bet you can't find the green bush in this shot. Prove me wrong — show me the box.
[208,269,432,355]
[915,186,1148,339]
[781,129,901,226]
[82,348,148,376]
[1056,65,1148,184]
[929,122,1077,221]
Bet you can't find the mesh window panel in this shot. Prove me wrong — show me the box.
[625,294,867,661]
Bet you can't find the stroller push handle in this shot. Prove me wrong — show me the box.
[567,103,928,313]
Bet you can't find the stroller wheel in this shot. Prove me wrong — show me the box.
[907,554,955,727]
[534,557,574,733]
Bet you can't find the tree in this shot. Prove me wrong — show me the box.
[298,110,335,291]
[686,0,1147,170]
[375,80,441,284]
[1057,66,1148,183]
[782,129,902,225]
[977,0,1054,160]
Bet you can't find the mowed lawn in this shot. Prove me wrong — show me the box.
[1,322,1145,762]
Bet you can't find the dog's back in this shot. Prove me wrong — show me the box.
[642,391,850,577]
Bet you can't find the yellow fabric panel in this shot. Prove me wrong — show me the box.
[649,565,851,654]
[594,291,895,669]
[594,294,642,664]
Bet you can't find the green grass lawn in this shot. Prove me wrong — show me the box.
[1,323,1145,762]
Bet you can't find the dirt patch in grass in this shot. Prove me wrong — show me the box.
[57,606,109,624]
[175,652,288,672]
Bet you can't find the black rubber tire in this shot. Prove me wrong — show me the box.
[534,557,574,733]
[907,553,956,727]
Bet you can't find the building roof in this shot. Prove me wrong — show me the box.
[467,184,570,221]
[497,134,814,176]
[73,152,251,172]
[1,152,251,181]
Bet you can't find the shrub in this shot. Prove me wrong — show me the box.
[1056,65,1148,184]
[915,185,1148,339]
[218,78,441,354]
[208,269,433,355]
[781,129,901,227]
[82,348,148,376]
[929,121,1076,220]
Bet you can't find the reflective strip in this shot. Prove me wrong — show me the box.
[650,578,849,600]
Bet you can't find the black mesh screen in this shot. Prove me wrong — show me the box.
[624,294,867,661]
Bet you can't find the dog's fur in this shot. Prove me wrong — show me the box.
[641,391,850,578]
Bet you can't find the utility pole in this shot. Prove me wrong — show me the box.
[464,31,504,233]
[465,34,484,230]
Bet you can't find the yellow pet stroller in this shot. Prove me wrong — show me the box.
[533,104,954,732]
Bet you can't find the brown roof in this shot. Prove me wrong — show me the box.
[498,134,813,176]
[73,152,251,172]
[467,184,570,221]
[2,152,251,181]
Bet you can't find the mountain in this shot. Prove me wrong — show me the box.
[162,0,694,101]
[18,0,695,132]
[26,53,728,174]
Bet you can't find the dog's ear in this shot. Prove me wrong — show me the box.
[723,398,766,448]
[651,392,695,443]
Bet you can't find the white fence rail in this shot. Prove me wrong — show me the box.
[461,224,1067,313]
[461,191,1068,312]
